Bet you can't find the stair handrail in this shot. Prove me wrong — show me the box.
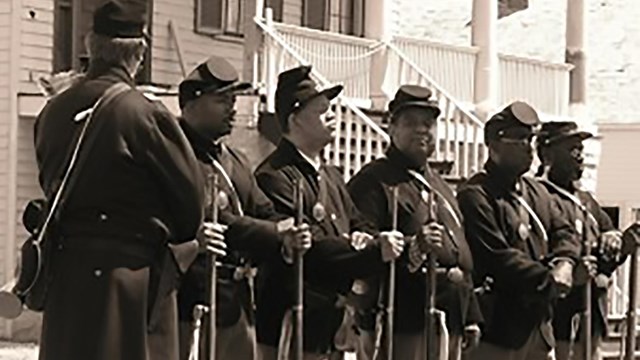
[254,14,390,143]
[385,40,485,128]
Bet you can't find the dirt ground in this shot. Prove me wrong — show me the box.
[0,341,358,359]
[0,341,38,360]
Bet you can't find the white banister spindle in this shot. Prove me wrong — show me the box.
[376,135,384,157]
[333,102,343,167]
[462,116,470,179]
[472,125,480,175]
[344,108,353,181]
[443,97,452,162]
[365,125,373,161]
[355,119,363,171]
[453,109,461,178]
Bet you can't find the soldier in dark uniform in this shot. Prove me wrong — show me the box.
[456,102,581,360]
[254,65,406,360]
[176,56,312,360]
[34,1,208,359]
[347,85,482,360]
[535,121,626,360]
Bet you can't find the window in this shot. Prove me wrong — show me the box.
[196,0,285,36]
[265,0,283,22]
[53,0,74,72]
[302,0,364,36]
[498,0,529,19]
[603,206,621,228]
[53,0,151,82]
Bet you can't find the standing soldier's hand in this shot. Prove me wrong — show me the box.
[197,221,227,257]
[600,230,623,261]
[378,230,405,262]
[550,260,574,297]
[348,231,375,250]
[279,218,312,262]
[417,222,444,254]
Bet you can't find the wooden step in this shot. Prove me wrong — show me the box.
[601,350,640,360]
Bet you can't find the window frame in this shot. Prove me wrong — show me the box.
[195,0,226,36]
[195,0,279,38]
[302,0,364,37]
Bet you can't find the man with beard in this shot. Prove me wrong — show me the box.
[176,56,313,360]
[456,102,581,360]
[254,65,405,359]
[347,85,482,360]
[34,1,206,359]
[536,121,626,360]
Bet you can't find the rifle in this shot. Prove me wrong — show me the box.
[372,187,399,360]
[189,172,220,360]
[293,178,305,360]
[583,210,592,360]
[425,191,438,360]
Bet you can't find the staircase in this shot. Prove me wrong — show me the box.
[254,10,485,183]
[601,315,640,360]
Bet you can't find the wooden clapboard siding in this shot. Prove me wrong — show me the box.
[19,0,53,91]
[16,115,41,252]
[282,0,302,25]
[151,0,244,86]
[151,0,305,86]
[0,0,13,339]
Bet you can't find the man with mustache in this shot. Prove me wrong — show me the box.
[254,65,405,359]
[176,56,312,360]
[536,122,626,360]
[457,102,581,360]
[347,85,482,360]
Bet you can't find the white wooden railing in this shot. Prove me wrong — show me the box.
[256,11,389,182]
[609,259,630,317]
[385,42,486,180]
[391,37,478,103]
[272,22,381,106]
[499,54,572,116]
[255,6,572,181]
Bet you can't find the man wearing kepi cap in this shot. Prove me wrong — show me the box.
[347,85,482,360]
[254,65,405,359]
[456,102,581,360]
[536,122,627,360]
[34,1,206,359]
[176,56,312,360]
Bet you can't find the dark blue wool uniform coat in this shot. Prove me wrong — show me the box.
[347,145,482,336]
[177,120,289,328]
[34,62,204,360]
[539,182,626,341]
[456,161,581,350]
[254,139,390,354]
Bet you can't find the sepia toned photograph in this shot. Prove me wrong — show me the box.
[0,0,638,359]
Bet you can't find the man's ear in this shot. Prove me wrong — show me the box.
[284,112,297,134]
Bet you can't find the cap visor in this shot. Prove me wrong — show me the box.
[548,130,594,144]
[215,82,253,94]
[319,85,343,100]
[203,81,254,95]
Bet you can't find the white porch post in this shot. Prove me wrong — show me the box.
[566,0,598,192]
[471,0,498,121]
[364,0,392,110]
[566,0,587,118]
